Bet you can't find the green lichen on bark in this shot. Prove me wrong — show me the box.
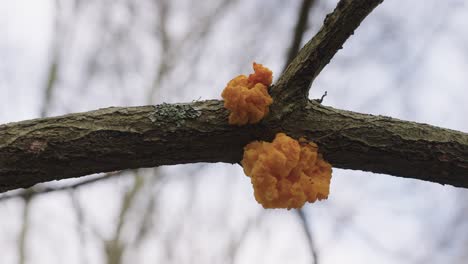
[148,103,201,127]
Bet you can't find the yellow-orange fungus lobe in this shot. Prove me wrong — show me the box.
[241,133,332,209]
[221,63,273,126]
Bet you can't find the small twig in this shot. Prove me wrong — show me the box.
[297,209,319,264]
[192,96,202,103]
[313,91,327,104]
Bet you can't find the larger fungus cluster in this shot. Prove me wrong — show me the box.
[241,133,332,209]
[221,63,273,125]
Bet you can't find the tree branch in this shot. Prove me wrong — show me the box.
[0,100,466,192]
[270,0,383,115]
[1,0,466,193]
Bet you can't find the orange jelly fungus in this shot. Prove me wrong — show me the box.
[241,133,332,209]
[221,63,273,125]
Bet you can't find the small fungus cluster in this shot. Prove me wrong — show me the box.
[241,133,332,209]
[221,63,273,125]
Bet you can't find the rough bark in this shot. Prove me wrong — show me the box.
[0,100,466,192]
[286,101,468,187]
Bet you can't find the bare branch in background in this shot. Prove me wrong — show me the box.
[0,171,123,202]
[17,196,32,264]
[70,191,90,264]
[40,0,87,117]
[104,171,144,264]
[297,209,319,264]
[40,0,62,118]
[283,0,317,71]
[147,0,171,103]
[131,171,165,248]
[41,61,59,118]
